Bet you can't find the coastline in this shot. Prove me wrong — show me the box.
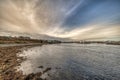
[0,44,50,80]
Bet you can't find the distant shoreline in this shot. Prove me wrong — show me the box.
[0,36,120,45]
[62,41,120,45]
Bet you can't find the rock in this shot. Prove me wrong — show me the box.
[38,66,43,68]
[43,68,51,74]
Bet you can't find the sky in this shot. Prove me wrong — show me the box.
[0,0,120,40]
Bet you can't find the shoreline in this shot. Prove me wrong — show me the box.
[0,44,51,80]
[0,46,25,80]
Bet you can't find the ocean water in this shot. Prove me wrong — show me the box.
[18,43,120,80]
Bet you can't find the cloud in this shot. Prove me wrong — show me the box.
[45,24,120,41]
[0,0,120,40]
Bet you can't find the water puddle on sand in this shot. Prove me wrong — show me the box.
[17,44,120,80]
